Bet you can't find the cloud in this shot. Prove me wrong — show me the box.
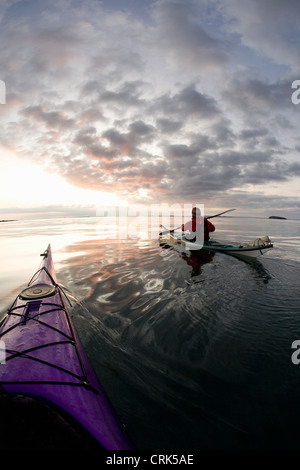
[2,74,296,205]
[222,77,294,116]
[156,118,183,134]
[98,81,148,109]
[152,0,230,70]
[149,84,221,124]
[21,105,76,129]
[0,0,299,216]
[223,0,300,72]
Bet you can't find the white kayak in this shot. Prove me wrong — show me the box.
[168,233,273,259]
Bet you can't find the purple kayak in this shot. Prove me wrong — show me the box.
[0,244,132,450]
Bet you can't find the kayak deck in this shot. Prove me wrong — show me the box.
[168,233,273,259]
[0,245,132,450]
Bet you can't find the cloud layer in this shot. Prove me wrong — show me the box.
[1,0,300,215]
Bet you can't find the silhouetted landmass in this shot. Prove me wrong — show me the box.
[0,220,16,222]
[269,216,287,220]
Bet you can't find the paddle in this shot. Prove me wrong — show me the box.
[159,208,235,235]
[159,224,181,236]
[206,208,236,219]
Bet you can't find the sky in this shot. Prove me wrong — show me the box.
[0,0,300,220]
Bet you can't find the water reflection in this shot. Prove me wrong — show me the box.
[180,251,215,278]
[2,216,299,449]
[54,235,290,449]
[159,237,215,276]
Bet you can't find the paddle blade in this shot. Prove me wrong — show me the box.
[206,209,235,219]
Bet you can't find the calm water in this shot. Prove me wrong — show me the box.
[1,215,300,449]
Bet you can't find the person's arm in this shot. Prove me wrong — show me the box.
[206,219,215,232]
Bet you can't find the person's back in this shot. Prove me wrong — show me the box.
[181,207,215,242]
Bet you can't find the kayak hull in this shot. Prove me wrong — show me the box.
[0,245,132,450]
[169,233,273,259]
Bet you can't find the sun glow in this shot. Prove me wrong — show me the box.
[0,151,122,215]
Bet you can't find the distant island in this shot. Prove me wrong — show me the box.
[269,216,287,220]
[0,219,16,223]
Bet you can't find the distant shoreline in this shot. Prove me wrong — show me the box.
[1,215,299,222]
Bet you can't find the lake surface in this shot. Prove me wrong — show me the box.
[1,215,300,449]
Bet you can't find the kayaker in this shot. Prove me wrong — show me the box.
[182,207,215,242]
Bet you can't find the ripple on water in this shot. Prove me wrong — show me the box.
[57,235,300,449]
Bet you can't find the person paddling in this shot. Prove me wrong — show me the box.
[181,207,215,242]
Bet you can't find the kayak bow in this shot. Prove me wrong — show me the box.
[0,245,132,450]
